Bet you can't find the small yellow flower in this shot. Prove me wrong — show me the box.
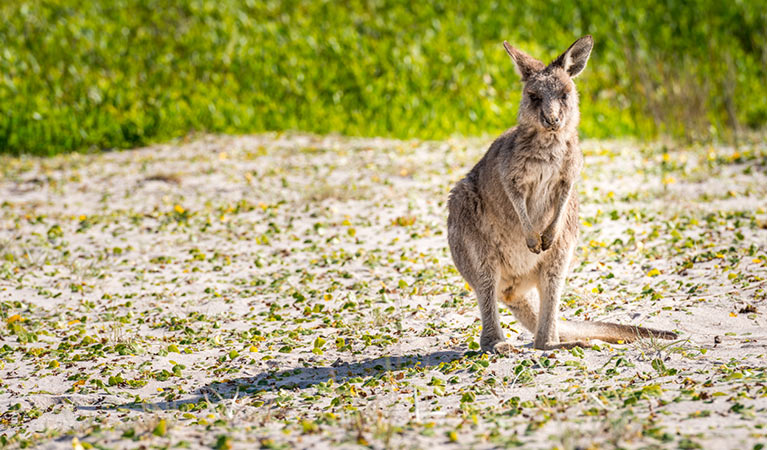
[6,314,23,325]
[646,268,661,277]
[174,204,185,214]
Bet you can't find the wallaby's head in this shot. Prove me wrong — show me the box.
[503,36,593,134]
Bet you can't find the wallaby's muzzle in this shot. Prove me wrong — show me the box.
[541,112,561,130]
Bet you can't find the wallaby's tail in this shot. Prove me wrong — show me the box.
[559,320,677,344]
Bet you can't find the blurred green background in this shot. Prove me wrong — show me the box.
[1,0,766,155]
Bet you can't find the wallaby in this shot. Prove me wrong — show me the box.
[447,36,677,352]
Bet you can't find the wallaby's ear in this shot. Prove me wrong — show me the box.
[503,41,545,82]
[552,35,593,78]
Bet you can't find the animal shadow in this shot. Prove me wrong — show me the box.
[86,349,465,412]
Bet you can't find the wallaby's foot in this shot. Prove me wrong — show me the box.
[526,234,542,254]
[481,330,514,354]
[492,340,516,354]
[480,339,516,354]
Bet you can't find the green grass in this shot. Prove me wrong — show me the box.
[1,0,766,155]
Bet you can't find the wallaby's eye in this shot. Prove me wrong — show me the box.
[528,93,540,103]
[560,93,568,101]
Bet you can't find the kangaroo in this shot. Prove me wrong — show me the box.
[447,36,677,352]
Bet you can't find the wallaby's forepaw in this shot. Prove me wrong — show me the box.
[540,231,555,251]
[526,234,542,254]
[481,340,516,354]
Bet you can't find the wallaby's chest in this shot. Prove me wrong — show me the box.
[520,155,564,225]
[523,160,559,194]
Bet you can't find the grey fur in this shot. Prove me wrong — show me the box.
[447,36,677,352]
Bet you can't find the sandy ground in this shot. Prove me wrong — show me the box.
[0,133,766,449]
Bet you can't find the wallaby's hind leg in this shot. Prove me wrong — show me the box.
[448,205,515,354]
[500,262,590,349]
[474,275,513,354]
[534,245,590,350]
[500,278,538,333]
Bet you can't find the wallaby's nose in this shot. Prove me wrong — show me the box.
[542,114,560,129]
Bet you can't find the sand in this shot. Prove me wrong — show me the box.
[0,133,765,449]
